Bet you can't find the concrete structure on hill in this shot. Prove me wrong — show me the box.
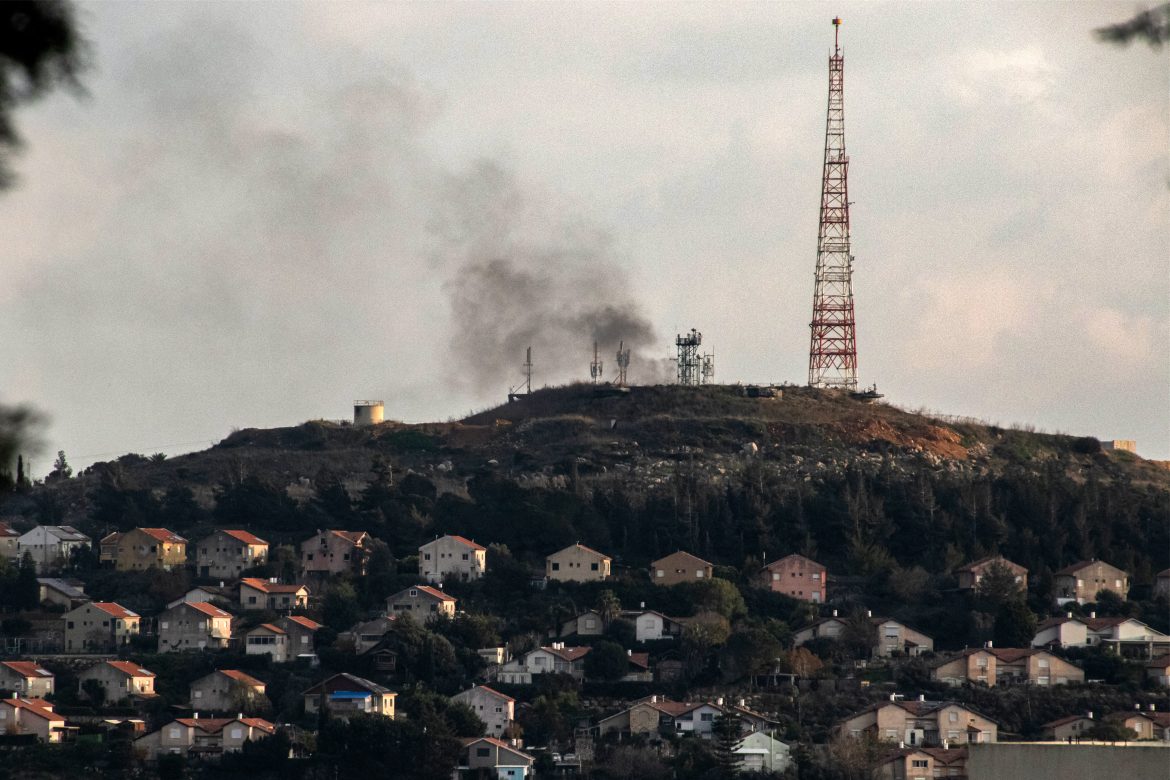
[17,526,90,572]
[759,554,826,602]
[1054,559,1129,604]
[456,737,535,779]
[37,577,87,609]
[793,612,934,658]
[1032,613,1169,655]
[452,685,515,738]
[496,644,590,684]
[134,716,276,759]
[546,543,611,583]
[157,601,233,653]
[877,746,967,780]
[299,529,371,576]
[100,528,187,571]
[195,530,268,579]
[419,535,487,583]
[0,522,19,564]
[650,551,713,585]
[735,731,792,773]
[245,624,290,663]
[63,601,141,652]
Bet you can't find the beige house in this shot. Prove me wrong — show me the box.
[877,746,967,780]
[452,685,515,737]
[299,530,370,576]
[0,661,55,698]
[302,673,395,719]
[793,613,934,658]
[546,543,611,583]
[133,716,275,759]
[956,556,1028,592]
[0,521,19,564]
[17,526,91,572]
[650,551,714,586]
[496,644,590,684]
[279,615,322,657]
[932,647,1083,686]
[1054,559,1129,604]
[245,624,291,662]
[759,554,827,602]
[457,737,535,779]
[63,601,141,652]
[1147,656,1170,687]
[1041,714,1096,741]
[196,530,268,579]
[158,601,233,653]
[419,534,487,584]
[0,697,67,743]
[838,699,998,747]
[238,578,310,611]
[77,661,156,703]
[37,577,87,609]
[386,585,457,620]
[1033,614,1169,652]
[189,670,267,713]
[100,528,188,571]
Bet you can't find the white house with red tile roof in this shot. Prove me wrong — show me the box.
[238,578,310,610]
[196,530,269,579]
[78,660,156,703]
[63,601,141,652]
[0,661,55,698]
[495,643,590,684]
[245,623,290,662]
[546,543,611,583]
[189,670,267,713]
[158,601,233,653]
[419,534,487,584]
[299,530,371,576]
[0,697,67,742]
[134,716,276,758]
[452,685,515,737]
[458,736,535,778]
[386,585,457,620]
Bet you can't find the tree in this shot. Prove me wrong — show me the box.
[595,589,622,626]
[46,449,71,481]
[975,560,1024,607]
[711,714,744,778]
[15,552,38,608]
[81,678,105,707]
[788,647,824,679]
[838,612,878,660]
[583,640,628,681]
[993,599,1037,648]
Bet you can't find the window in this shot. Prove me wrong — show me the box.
[584,619,596,629]
[656,570,664,578]
[948,712,958,723]
[169,728,181,738]
[161,621,169,630]
[591,562,599,571]
[812,572,821,580]
[409,589,418,597]
[552,562,560,571]
[1115,579,1122,587]
[911,760,929,768]
[695,570,704,578]
[194,691,202,698]
[476,747,490,757]
[462,553,469,560]
[231,728,243,739]
[700,713,714,722]
[424,553,431,560]
[772,572,780,581]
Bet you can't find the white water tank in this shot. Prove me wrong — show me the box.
[354,400,384,427]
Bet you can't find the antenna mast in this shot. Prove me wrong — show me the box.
[808,16,859,391]
[675,330,702,386]
[590,341,604,384]
[508,346,533,402]
[616,341,631,386]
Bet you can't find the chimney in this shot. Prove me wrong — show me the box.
[238,713,243,720]
[627,649,632,656]
[1150,704,1157,712]
[1135,703,1141,710]
[270,577,278,584]
[651,695,658,703]
[716,697,724,706]
[738,698,746,708]
[984,641,993,649]
[889,694,896,702]
[832,609,838,617]
[918,695,925,702]
[640,602,645,609]
[1091,611,1096,619]
[866,610,872,618]
[1066,612,1073,618]
[194,712,199,719]
[942,739,949,751]
[898,741,905,749]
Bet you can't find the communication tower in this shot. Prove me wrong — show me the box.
[615,341,631,387]
[590,341,604,384]
[701,350,715,385]
[675,329,702,386]
[508,346,533,402]
[808,16,859,391]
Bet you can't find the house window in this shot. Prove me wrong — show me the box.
[462,553,469,560]
[656,570,664,578]
[476,748,490,757]
[584,619,596,629]
[552,562,560,571]
[911,760,929,768]
[231,728,243,739]
[772,572,780,581]
[169,728,181,738]
[812,572,821,580]
[695,570,704,578]
[409,589,418,597]
[700,713,713,722]
[948,713,958,723]
[591,563,599,571]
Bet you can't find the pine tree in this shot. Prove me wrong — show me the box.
[711,713,744,778]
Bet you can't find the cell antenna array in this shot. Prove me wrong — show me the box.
[590,342,604,384]
[615,341,631,386]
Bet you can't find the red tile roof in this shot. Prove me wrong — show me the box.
[283,615,323,631]
[552,542,610,560]
[138,527,187,544]
[2,698,62,722]
[463,736,534,761]
[216,670,265,687]
[240,577,308,595]
[330,530,369,545]
[0,522,17,538]
[180,601,232,618]
[542,645,591,662]
[474,685,515,702]
[410,585,457,602]
[221,530,268,546]
[651,550,713,568]
[762,553,826,571]
[105,661,155,678]
[1,661,53,678]
[956,556,1026,573]
[628,652,651,670]
[1054,559,1124,576]
[90,602,140,619]
[254,623,286,635]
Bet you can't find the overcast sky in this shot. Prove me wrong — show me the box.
[2,1,1167,474]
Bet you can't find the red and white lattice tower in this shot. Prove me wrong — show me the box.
[808,17,858,391]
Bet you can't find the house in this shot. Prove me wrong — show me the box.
[558,610,606,638]
[385,585,457,620]
[545,543,611,583]
[1054,559,1129,604]
[452,685,515,737]
[0,697,68,742]
[1032,613,1169,655]
[302,673,395,719]
[418,534,487,583]
[133,716,276,759]
[157,601,233,653]
[621,651,653,683]
[77,661,156,703]
[0,661,55,698]
[37,577,87,608]
[496,644,590,684]
[278,615,322,657]
[1032,615,1089,648]
[63,601,141,652]
[1146,656,1170,687]
[759,554,827,603]
[456,736,535,779]
[340,616,397,654]
[1106,711,1161,741]
[245,624,290,662]
[195,530,268,579]
[0,521,19,564]
[17,525,91,572]
[838,698,998,747]
[238,578,310,611]
[877,746,967,780]
[100,528,188,571]
[650,551,713,585]
[735,730,792,773]
[299,529,371,576]
[931,647,1083,686]
[793,612,934,658]
[1041,714,1096,741]
[623,609,685,642]
[1155,569,1170,599]
[956,556,1028,592]
[189,670,267,713]
[597,697,729,739]
[167,585,234,610]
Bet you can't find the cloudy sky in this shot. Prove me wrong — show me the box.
[2,1,1167,474]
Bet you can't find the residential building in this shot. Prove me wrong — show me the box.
[1155,568,1170,599]
[0,521,21,564]
[1041,714,1096,741]
[735,731,792,773]
[1054,559,1129,604]
[877,746,967,780]
[932,647,1083,686]
[100,528,188,571]
[621,652,653,683]
[793,613,934,658]
[299,530,370,576]
[759,554,827,603]
[650,551,713,585]
[624,609,685,642]
[77,661,156,703]
[385,585,457,620]
[545,543,611,583]
[496,644,590,684]
[956,556,1028,592]
[189,670,267,713]
[37,577,87,608]
[1146,656,1170,687]
[238,578,310,611]
[597,697,731,739]
[157,601,233,653]
[340,616,397,654]
[17,525,91,572]
[133,716,275,759]
[63,601,141,652]
[452,685,515,738]
[167,585,234,610]
[1033,613,1169,655]
[278,615,322,657]
[0,697,67,743]
[245,624,290,663]
[456,736,535,779]
[195,530,268,579]
[558,610,606,638]
[0,661,55,698]
[838,699,998,747]
[302,673,395,719]
[419,534,487,583]
[1107,711,1161,741]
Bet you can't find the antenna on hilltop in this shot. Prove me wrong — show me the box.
[616,341,631,387]
[590,341,604,384]
[508,346,533,402]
